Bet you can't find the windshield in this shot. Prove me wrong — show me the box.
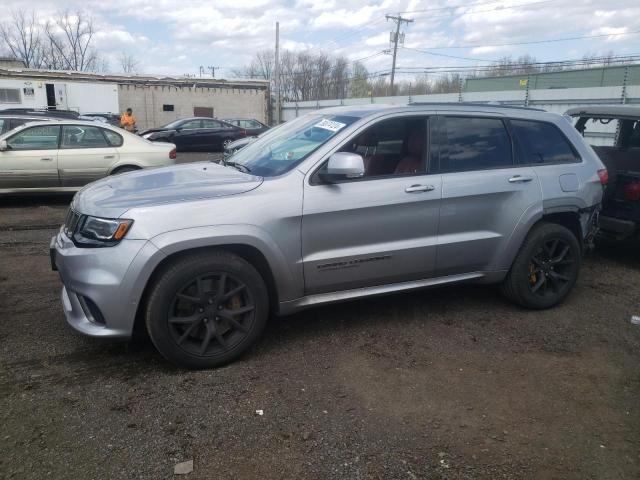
[228,114,359,177]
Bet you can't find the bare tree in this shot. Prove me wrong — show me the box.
[0,10,44,68]
[44,10,99,71]
[119,52,139,73]
[349,61,370,98]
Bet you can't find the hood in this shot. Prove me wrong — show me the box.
[139,127,172,136]
[72,162,263,218]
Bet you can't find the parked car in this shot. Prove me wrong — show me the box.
[223,124,285,161]
[0,108,81,119]
[222,136,255,161]
[51,104,604,369]
[222,118,270,137]
[82,113,121,127]
[0,120,176,193]
[0,115,57,135]
[139,117,246,152]
[565,105,640,240]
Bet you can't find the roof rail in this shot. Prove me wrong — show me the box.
[407,101,545,111]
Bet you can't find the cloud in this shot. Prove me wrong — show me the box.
[0,0,638,79]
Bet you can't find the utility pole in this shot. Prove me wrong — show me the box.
[386,14,413,96]
[207,66,217,78]
[274,22,280,125]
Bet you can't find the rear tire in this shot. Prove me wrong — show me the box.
[145,251,269,369]
[501,222,581,309]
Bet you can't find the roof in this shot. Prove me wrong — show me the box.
[564,105,640,119]
[312,102,557,120]
[0,67,269,90]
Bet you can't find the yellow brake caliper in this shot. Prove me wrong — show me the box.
[529,262,537,286]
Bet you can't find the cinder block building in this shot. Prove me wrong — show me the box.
[0,66,269,130]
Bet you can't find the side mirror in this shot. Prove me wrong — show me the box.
[0,140,7,151]
[319,152,365,183]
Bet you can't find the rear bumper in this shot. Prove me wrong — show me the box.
[598,215,637,239]
[51,230,165,338]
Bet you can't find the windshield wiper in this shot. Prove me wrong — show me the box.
[223,160,251,173]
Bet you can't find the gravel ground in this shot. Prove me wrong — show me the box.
[1,166,639,479]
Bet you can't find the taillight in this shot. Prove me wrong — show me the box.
[624,181,640,201]
[240,129,247,137]
[597,169,608,186]
[169,148,177,160]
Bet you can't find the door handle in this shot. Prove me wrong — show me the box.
[508,175,533,183]
[405,184,435,193]
[104,155,115,159]
[40,157,53,161]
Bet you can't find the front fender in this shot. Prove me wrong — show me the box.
[149,224,303,302]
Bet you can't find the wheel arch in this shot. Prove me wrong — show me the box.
[499,205,585,273]
[540,210,584,250]
[109,163,144,174]
[132,242,284,341]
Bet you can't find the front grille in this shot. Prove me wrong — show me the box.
[63,209,82,237]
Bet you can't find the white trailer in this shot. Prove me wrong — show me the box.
[0,76,119,114]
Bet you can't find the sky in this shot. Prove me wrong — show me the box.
[1,0,639,80]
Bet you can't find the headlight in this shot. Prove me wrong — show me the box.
[142,133,153,139]
[73,216,134,247]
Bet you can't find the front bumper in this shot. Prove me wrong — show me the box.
[51,229,165,338]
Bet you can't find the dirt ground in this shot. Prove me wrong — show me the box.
[1,157,639,479]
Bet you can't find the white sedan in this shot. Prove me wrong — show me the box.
[0,120,177,193]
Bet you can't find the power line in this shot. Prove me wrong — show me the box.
[417,30,640,50]
[400,46,493,62]
[409,0,559,21]
[395,0,518,15]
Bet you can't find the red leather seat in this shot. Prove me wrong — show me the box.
[395,131,425,174]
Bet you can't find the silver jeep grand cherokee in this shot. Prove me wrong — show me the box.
[51,104,606,369]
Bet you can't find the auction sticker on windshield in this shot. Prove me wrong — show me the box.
[314,119,347,132]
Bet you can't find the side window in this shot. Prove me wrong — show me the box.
[7,125,60,150]
[61,126,109,149]
[102,129,123,147]
[240,120,256,128]
[510,120,579,164]
[181,120,202,130]
[318,116,429,180]
[202,119,223,129]
[439,117,512,172]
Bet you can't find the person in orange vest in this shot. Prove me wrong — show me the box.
[120,108,137,132]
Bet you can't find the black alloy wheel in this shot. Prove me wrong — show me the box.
[168,272,255,356]
[527,238,575,298]
[501,222,581,309]
[146,251,269,369]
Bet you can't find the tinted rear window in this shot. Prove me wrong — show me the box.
[440,117,512,172]
[511,119,578,164]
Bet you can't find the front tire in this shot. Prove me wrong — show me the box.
[145,251,269,369]
[501,222,581,309]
